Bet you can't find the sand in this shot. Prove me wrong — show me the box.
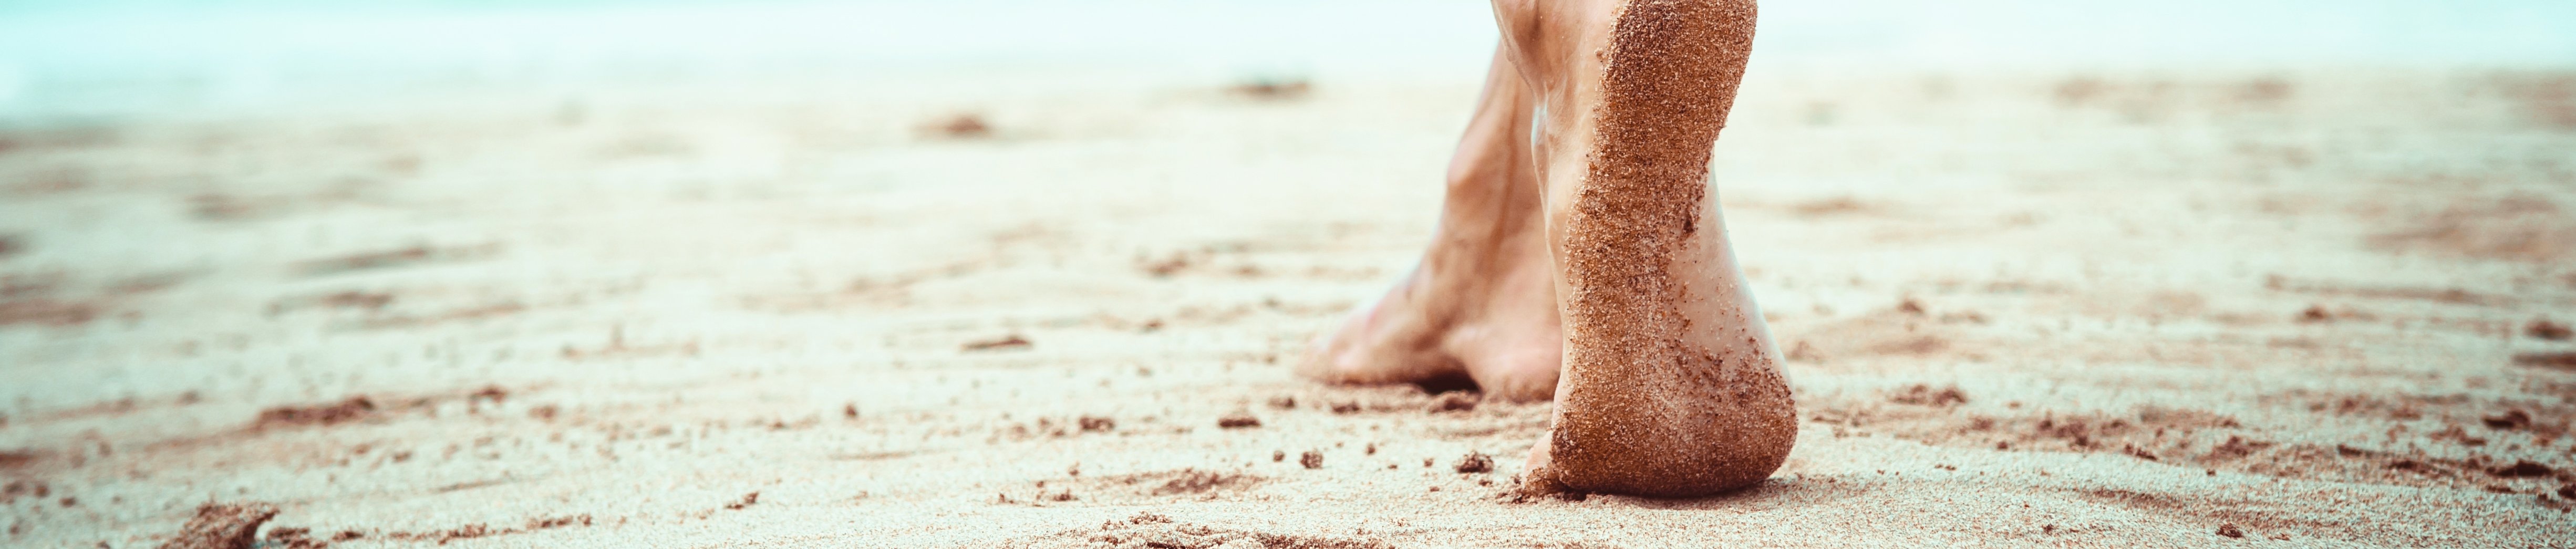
[3,66,2575,547]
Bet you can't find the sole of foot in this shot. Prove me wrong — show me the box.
[1523,0,1798,498]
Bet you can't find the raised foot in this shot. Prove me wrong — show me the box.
[1521,0,1797,498]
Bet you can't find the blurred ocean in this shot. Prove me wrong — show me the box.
[1,0,2571,121]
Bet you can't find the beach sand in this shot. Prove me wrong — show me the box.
[3,67,2575,547]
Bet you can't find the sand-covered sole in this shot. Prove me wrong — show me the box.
[1543,0,1799,498]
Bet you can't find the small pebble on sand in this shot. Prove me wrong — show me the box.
[1455,452,1494,474]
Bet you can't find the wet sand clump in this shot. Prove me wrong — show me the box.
[157,502,277,549]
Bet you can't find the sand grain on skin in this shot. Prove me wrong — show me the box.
[1542,0,1797,498]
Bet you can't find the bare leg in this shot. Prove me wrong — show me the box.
[1497,0,1796,496]
[1301,46,1564,402]
[1306,0,1794,497]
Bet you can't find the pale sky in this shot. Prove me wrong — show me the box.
[1,0,2570,118]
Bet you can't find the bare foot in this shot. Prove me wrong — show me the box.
[1300,48,1565,402]
[1310,0,1796,497]
[1506,0,1798,497]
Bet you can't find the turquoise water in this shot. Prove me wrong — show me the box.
[1,0,2571,119]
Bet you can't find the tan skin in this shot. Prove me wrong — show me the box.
[1301,0,1795,497]
[1300,45,1561,403]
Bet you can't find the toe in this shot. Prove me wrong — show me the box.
[1295,304,1382,381]
[1520,429,1570,494]
[1525,430,1553,473]
[1298,314,1457,387]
